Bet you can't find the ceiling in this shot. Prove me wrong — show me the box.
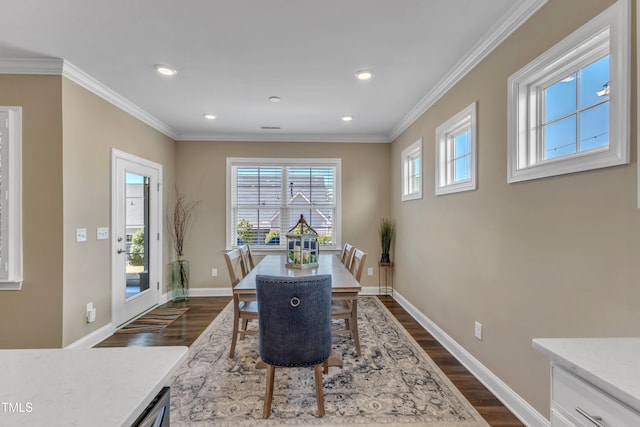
[0,0,545,142]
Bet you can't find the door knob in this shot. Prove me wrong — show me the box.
[117,248,126,254]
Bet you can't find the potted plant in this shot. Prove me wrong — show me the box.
[167,191,199,302]
[379,218,395,264]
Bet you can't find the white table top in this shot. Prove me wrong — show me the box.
[234,254,360,294]
[0,346,187,427]
[533,337,640,411]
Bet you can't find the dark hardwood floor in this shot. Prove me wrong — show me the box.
[96,295,524,426]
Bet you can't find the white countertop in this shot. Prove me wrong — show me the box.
[533,337,640,411]
[0,346,187,427]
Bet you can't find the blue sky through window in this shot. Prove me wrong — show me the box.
[543,55,609,160]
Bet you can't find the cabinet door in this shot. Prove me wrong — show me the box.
[551,409,576,427]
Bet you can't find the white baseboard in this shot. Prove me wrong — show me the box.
[65,322,115,349]
[392,290,549,427]
[187,287,233,297]
[186,286,380,297]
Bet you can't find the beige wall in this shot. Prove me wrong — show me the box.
[391,0,635,416]
[0,75,64,348]
[0,74,176,348]
[175,141,391,290]
[61,79,176,346]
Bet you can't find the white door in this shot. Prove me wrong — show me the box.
[111,149,162,327]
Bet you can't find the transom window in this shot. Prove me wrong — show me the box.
[227,158,341,251]
[436,102,477,195]
[507,0,629,183]
[401,139,422,201]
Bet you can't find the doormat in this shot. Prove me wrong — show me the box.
[116,307,189,334]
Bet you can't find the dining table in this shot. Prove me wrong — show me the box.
[234,253,362,361]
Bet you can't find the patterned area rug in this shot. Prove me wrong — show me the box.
[115,307,189,334]
[171,297,489,427]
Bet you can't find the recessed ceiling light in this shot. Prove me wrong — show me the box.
[342,116,353,122]
[154,64,177,76]
[203,113,217,120]
[355,70,373,81]
[269,96,281,103]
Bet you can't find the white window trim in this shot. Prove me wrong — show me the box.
[0,107,23,290]
[435,102,477,195]
[226,157,342,252]
[401,138,423,201]
[507,0,629,183]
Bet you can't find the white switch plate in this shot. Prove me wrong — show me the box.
[97,227,109,240]
[474,321,483,340]
[211,268,218,277]
[367,267,373,276]
[76,228,87,243]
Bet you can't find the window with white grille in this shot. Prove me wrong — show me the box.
[436,102,477,195]
[507,0,629,183]
[227,158,341,251]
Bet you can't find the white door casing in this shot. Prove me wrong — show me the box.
[111,149,162,327]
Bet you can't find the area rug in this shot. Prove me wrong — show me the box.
[170,297,488,426]
[115,307,189,334]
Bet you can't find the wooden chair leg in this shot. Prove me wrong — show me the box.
[229,312,240,358]
[351,300,361,356]
[240,318,249,340]
[263,364,276,418]
[314,363,325,417]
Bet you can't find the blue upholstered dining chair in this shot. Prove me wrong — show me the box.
[256,274,332,418]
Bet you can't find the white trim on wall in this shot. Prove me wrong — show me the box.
[392,290,550,427]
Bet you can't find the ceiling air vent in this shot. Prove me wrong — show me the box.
[260,126,281,130]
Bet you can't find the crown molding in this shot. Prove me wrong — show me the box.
[389,0,548,142]
[175,131,390,143]
[61,61,178,139]
[0,57,64,74]
[0,57,178,139]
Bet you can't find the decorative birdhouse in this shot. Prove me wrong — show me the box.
[286,214,319,269]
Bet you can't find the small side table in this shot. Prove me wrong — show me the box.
[378,262,394,296]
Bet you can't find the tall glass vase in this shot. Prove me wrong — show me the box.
[171,258,190,302]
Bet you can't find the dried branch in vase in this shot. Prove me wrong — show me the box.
[167,190,200,258]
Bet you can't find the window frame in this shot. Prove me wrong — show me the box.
[507,0,629,183]
[0,106,23,290]
[435,101,477,195]
[226,157,341,252]
[401,138,423,201]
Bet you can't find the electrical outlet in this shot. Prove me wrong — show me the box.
[211,268,218,277]
[367,267,373,276]
[76,228,87,243]
[474,321,483,340]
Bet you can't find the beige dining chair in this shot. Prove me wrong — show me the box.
[239,244,256,272]
[331,248,367,356]
[339,243,354,267]
[224,249,258,358]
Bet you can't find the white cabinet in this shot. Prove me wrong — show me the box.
[533,338,640,427]
[551,364,640,426]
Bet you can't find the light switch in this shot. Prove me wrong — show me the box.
[76,228,87,243]
[97,227,109,240]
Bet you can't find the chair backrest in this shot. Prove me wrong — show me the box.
[224,249,247,287]
[256,274,332,367]
[239,244,255,271]
[340,243,354,266]
[348,248,367,282]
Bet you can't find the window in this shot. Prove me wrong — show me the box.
[0,107,23,290]
[402,139,422,201]
[227,158,341,251]
[507,0,629,183]
[436,102,477,195]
